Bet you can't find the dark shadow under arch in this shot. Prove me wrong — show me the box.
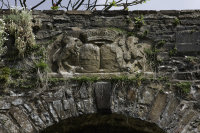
[41,113,166,133]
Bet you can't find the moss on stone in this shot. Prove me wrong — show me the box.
[71,76,99,82]
[175,82,191,94]
[0,67,11,84]
[35,60,48,71]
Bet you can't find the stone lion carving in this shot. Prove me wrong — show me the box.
[48,28,150,75]
[48,35,83,74]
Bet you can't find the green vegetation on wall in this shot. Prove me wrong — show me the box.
[3,8,35,57]
[144,40,166,71]
[175,82,191,96]
[169,47,177,57]
[0,8,49,91]
[0,19,7,58]
[173,18,180,26]
[134,15,145,27]
[0,67,11,85]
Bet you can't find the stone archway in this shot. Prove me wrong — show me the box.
[41,113,166,133]
[0,81,199,133]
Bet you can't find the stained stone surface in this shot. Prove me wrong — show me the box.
[79,43,100,72]
[48,28,150,75]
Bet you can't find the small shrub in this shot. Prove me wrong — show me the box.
[11,69,21,78]
[0,67,11,84]
[143,30,148,37]
[51,4,59,10]
[110,75,129,82]
[173,18,180,26]
[108,27,126,34]
[185,56,198,64]
[138,30,149,39]
[156,40,166,48]
[109,0,117,7]
[169,47,177,57]
[176,82,191,95]
[4,8,35,57]
[109,74,146,86]
[0,19,7,58]
[9,78,36,89]
[48,78,66,86]
[144,47,160,71]
[134,15,145,27]
[35,60,48,71]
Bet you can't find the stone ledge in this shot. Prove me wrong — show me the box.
[1,9,200,17]
[47,72,154,79]
[66,10,92,15]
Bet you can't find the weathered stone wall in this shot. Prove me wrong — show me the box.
[29,10,200,80]
[0,10,200,133]
[1,9,200,79]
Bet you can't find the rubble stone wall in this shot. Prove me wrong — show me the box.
[0,10,200,133]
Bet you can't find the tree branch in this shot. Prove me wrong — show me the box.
[74,0,84,10]
[104,0,123,11]
[0,0,9,8]
[6,0,9,8]
[15,0,17,6]
[19,0,23,7]
[86,0,90,10]
[91,0,97,10]
[23,0,27,8]
[67,0,72,10]
[72,0,79,9]
[56,0,63,6]
[31,0,46,10]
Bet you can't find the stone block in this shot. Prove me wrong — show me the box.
[0,101,11,110]
[100,44,123,72]
[192,71,200,80]
[30,113,45,129]
[149,92,167,123]
[82,28,119,42]
[66,11,91,15]
[36,30,62,40]
[0,126,7,133]
[43,10,65,15]
[79,44,100,72]
[10,107,36,133]
[174,72,193,80]
[53,100,66,119]
[176,44,200,53]
[167,98,180,116]
[176,31,200,43]
[139,88,155,105]
[180,111,196,126]
[11,98,23,106]
[53,15,70,23]
[94,82,112,113]
[0,114,20,133]
[160,97,180,127]
[127,89,136,102]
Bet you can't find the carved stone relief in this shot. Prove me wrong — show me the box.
[48,28,150,75]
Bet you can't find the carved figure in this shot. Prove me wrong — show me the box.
[49,28,150,75]
[51,35,83,74]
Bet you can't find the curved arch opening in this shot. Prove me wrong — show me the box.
[41,113,166,133]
